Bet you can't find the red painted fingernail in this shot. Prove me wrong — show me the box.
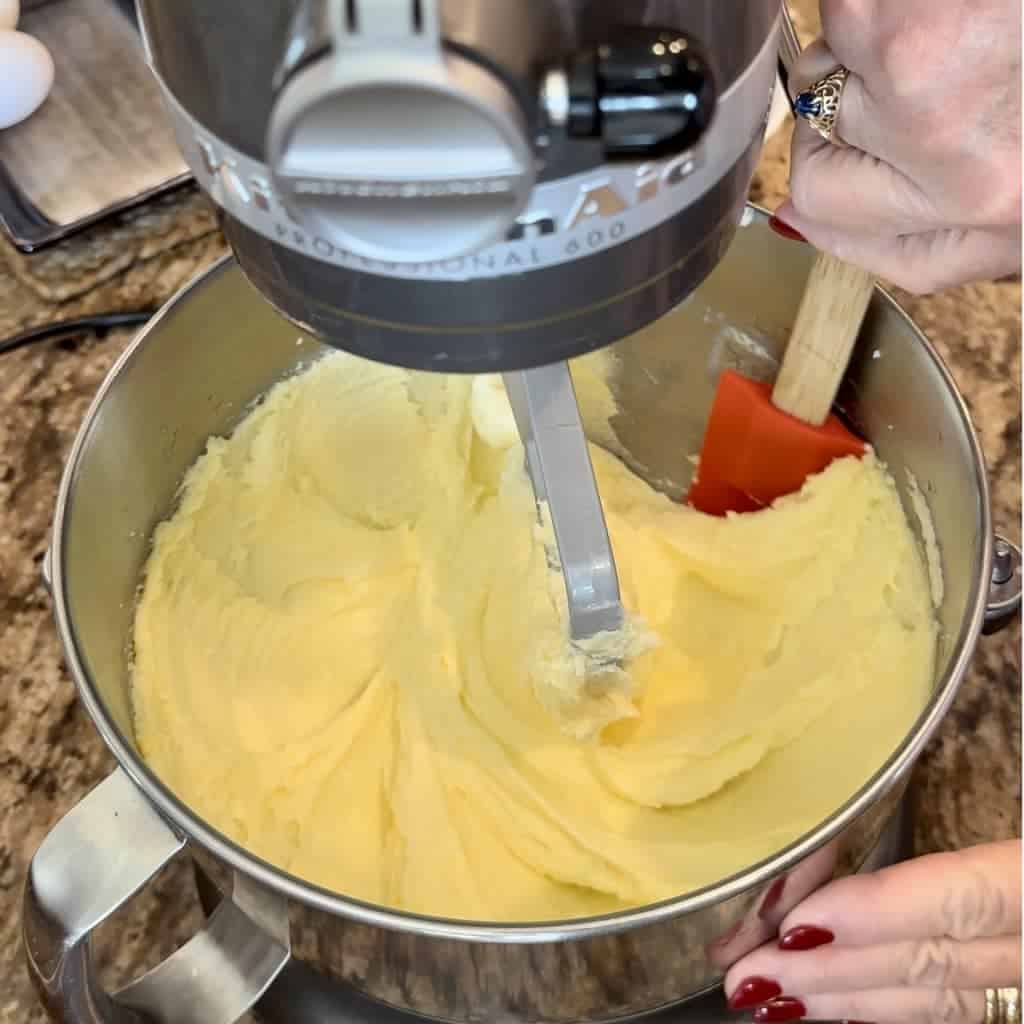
[753,997,807,1022]
[768,215,807,243]
[779,925,835,951]
[728,977,783,1010]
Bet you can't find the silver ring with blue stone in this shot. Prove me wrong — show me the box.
[794,66,849,145]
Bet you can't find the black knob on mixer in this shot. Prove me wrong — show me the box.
[553,28,718,159]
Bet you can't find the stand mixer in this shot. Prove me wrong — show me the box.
[137,0,787,656]
[24,9,1019,1022]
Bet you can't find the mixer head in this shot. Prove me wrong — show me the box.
[139,0,780,372]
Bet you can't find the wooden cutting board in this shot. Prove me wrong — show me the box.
[0,0,190,251]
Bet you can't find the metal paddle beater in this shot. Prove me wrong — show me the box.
[503,363,624,654]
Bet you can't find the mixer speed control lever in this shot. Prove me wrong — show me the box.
[543,28,718,159]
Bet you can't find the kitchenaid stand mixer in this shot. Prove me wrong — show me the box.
[31,4,903,1023]
[138,0,786,657]
[143,0,785,1007]
[26,5,1024,1021]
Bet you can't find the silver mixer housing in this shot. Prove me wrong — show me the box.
[138,0,780,372]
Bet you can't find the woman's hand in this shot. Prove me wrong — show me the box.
[774,0,1021,294]
[724,840,1021,1024]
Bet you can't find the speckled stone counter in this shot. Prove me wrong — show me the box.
[0,61,1020,1024]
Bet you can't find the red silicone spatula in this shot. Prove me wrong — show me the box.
[687,251,876,516]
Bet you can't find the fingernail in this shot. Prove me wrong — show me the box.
[728,977,783,1010]
[768,215,807,243]
[779,925,835,951]
[753,997,807,1022]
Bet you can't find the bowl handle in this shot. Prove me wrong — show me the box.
[984,534,1022,636]
[23,768,291,1023]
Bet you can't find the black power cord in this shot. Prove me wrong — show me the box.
[0,311,156,358]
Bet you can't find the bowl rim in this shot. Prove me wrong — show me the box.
[50,206,994,943]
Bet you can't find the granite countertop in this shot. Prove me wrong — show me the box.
[0,68,1020,1024]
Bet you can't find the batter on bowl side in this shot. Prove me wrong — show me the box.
[131,351,937,921]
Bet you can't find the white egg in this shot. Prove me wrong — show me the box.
[0,0,17,30]
[0,30,54,130]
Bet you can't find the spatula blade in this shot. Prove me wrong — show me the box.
[687,370,867,516]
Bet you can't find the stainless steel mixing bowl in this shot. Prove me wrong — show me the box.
[24,210,1021,1024]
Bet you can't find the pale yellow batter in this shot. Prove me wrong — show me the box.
[132,351,936,921]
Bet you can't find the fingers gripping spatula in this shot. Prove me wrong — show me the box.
[687,251,876,516]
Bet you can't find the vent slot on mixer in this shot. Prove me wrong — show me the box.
[344,0,428,36]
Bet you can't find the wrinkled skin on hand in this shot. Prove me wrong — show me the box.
[724,839,1022,1024]
[779,0,1021,293]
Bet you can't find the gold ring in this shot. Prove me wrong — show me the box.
[794,66,849,145]
[985,988,1021,1024]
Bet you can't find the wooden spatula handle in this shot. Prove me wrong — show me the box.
[772,251,876,426]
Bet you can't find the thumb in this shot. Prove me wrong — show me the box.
[774,201,1022,295]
